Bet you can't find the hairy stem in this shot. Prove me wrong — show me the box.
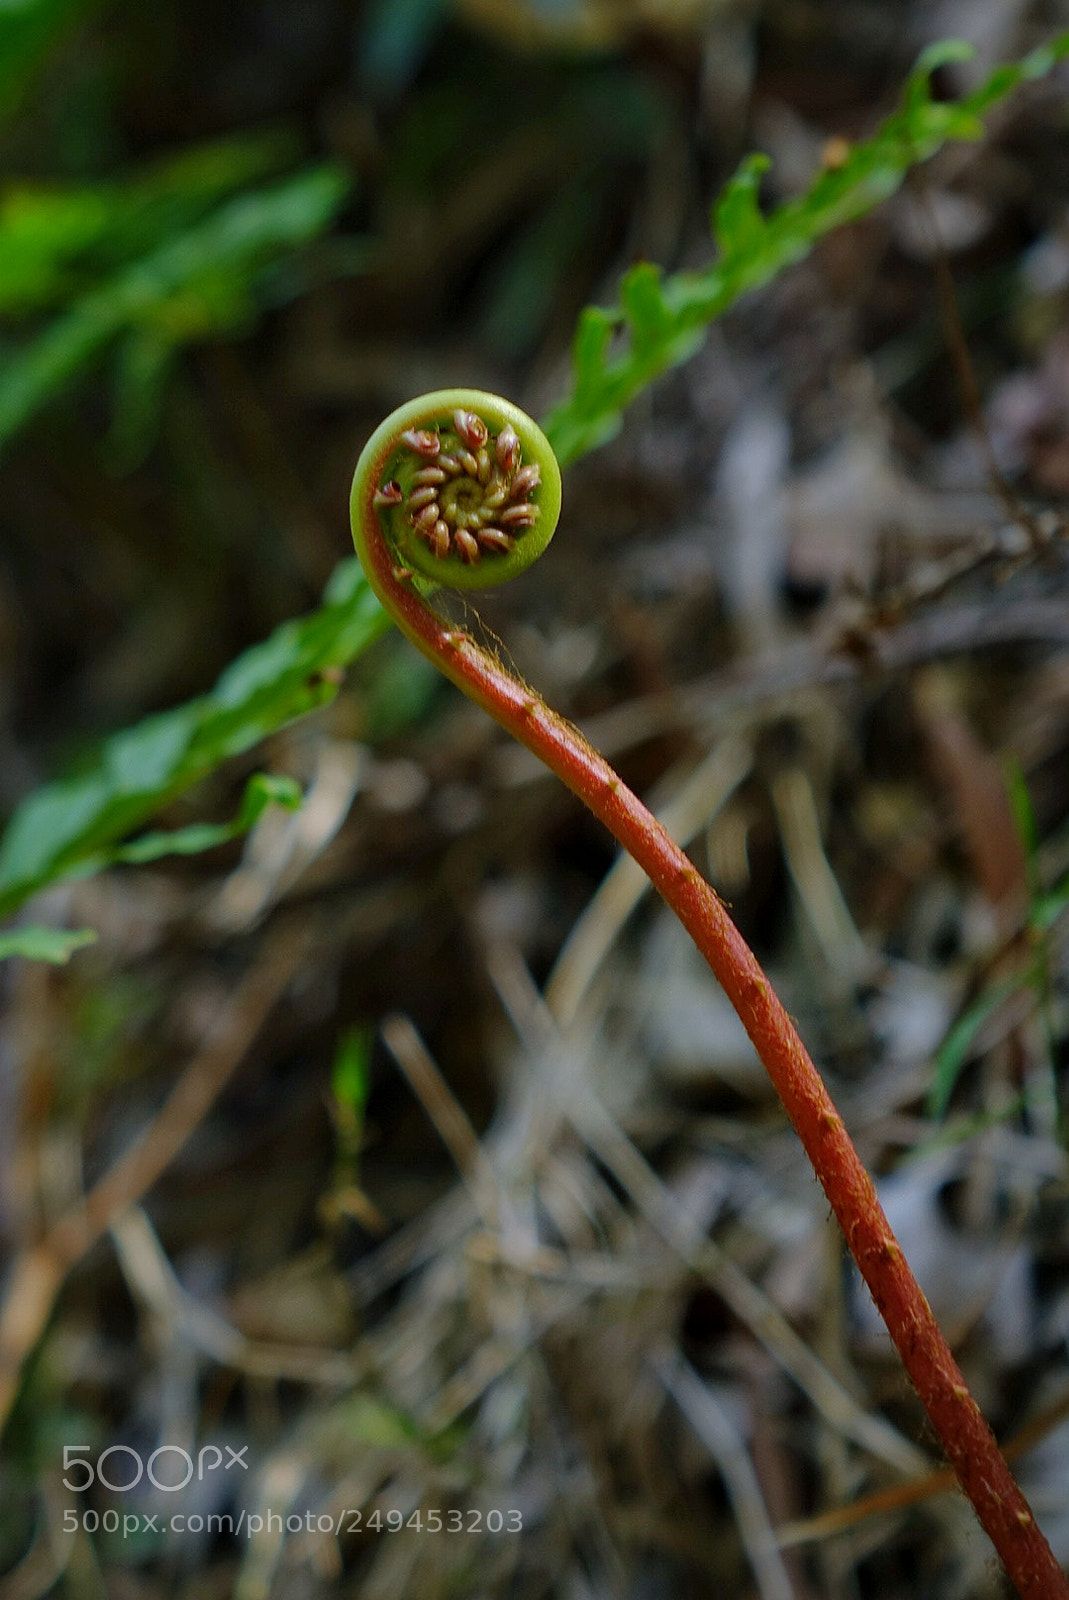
[352,395,1067,1600]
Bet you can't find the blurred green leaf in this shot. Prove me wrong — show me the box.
[105,771,302,867]
[1011,763,1069,935]
[361,640,442,742]
[0,924,97,964]
[620,262,672,356]
[0,561,388,916]
[928,976,1025,1119]
[331,1026,373,1117]
[105,326,176,467]
[0,162,350,447]
[713,153,771,265]
[928,760,1067,1120]
[478,176,603,361]
[337,1394,421,1449]
[0,0,95,123]
[905,39,977,106]
[0,132,301,315]
[328,1025,373,1193]
[1032,873,1069,935]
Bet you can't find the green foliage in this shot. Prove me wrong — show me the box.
[0,560,389,918]
[0,153,350,450]
[329,1025,373,1184]
[106,771,302,865]
[0,132,299,314]
[0,0,95,124]
[331,1025,373,1117]
[928,762,1069,1121]
[0,773,297,962]
[928,975,1024,1120]
[1031,870,1069,936]
[4,33,1068,957]
[0,925,97,964]
[542,34,1069,466]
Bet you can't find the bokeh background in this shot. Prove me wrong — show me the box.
[2,1,1069,1595]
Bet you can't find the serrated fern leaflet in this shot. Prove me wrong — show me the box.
[543,34,1069,466]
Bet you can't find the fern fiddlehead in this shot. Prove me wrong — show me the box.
[352,392,1068,1600]
[353,389,560,589]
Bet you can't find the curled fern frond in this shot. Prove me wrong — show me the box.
[351,389,561,592]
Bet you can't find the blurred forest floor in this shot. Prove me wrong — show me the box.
[2,1,1069,1596]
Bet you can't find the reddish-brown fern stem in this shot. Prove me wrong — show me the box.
[353,420,1067,1600]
